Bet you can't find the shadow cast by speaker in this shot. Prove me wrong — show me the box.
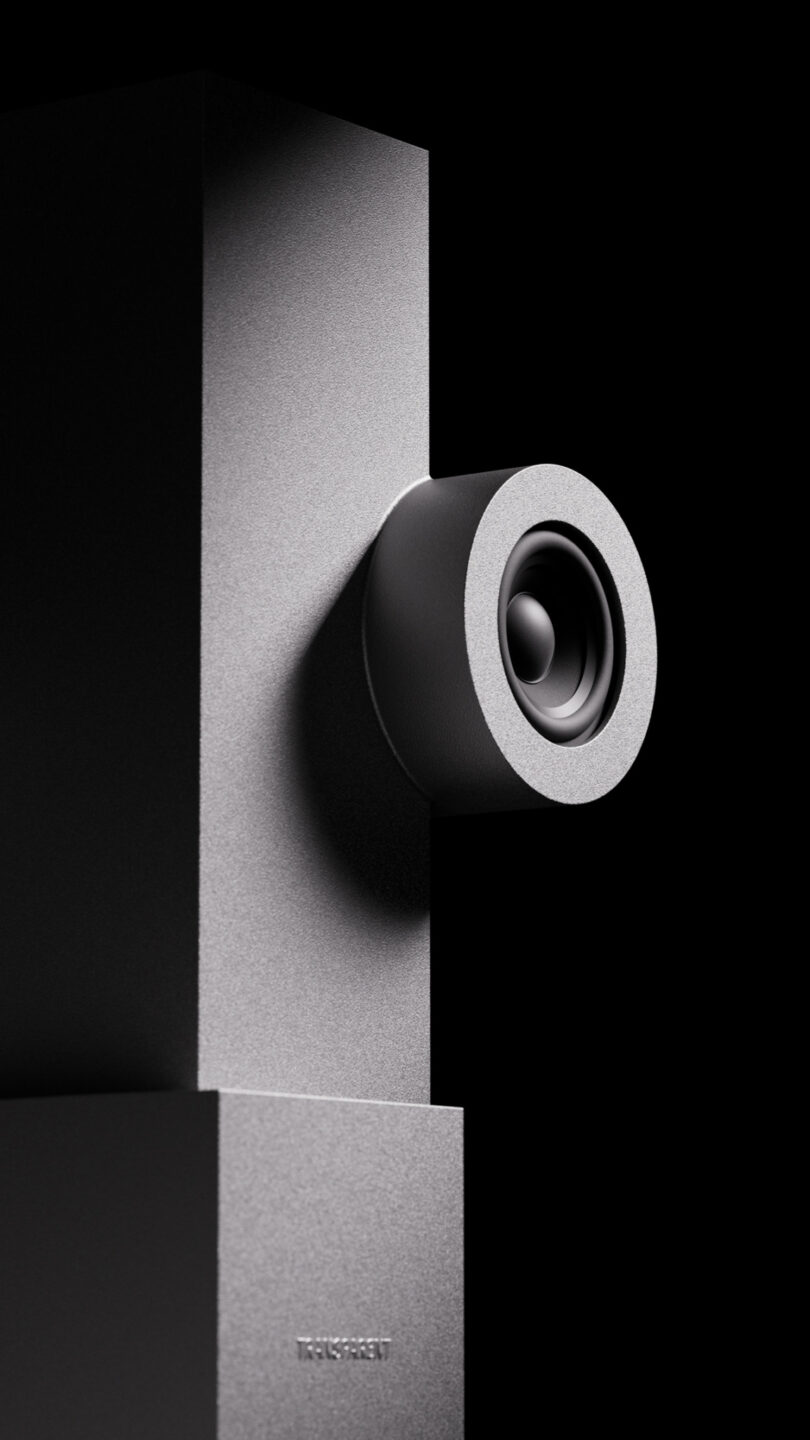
[286,550,429,921]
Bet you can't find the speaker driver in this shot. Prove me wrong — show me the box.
[363,463,656,814]
[499,526,623,746]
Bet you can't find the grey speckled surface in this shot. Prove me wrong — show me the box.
[201,80,429,1102]
[219,1092,463,1440]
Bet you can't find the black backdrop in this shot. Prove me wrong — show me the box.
[2,55,715,1431]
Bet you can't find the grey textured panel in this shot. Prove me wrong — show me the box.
[201,80,430,1101]
[219,1092,463,1440]
[0,1093,218,1440]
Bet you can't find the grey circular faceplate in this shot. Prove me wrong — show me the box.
[465,464,657,805]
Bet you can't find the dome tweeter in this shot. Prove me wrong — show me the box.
[363,464,657,814]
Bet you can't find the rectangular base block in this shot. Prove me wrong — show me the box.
[0,1091,463,1439]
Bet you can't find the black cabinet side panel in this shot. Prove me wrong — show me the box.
[0,1093,218,1439]
[0,78,203,1095]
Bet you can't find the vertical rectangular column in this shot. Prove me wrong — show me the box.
[2,75,431,1103]
[201,79,430,1102]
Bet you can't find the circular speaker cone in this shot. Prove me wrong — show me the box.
[498,527,622,746]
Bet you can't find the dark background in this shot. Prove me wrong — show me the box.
[1,53,723,1430]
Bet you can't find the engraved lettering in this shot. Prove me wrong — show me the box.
[296,1334,393,1359]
